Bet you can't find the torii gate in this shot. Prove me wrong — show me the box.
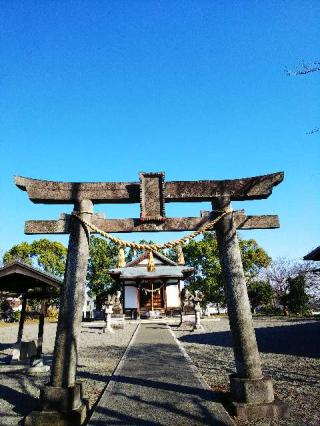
[16,171,286,425]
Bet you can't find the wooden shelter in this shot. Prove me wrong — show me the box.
[109,251,194,318]
[0,260,62,360]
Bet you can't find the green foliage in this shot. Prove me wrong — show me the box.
[259,304,283,316]
[247,280,273,313]
[183,232,270,305]
[287,274,310,315]
[183,233,223,305]
[3,239,67,277]
[3,242,32,265]
[86,236,120,306]
[239,239,271,282]
[30,239,67,276]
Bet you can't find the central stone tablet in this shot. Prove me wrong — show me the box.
[139,172,166,222]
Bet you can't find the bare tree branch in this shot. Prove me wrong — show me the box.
[285,61,320,76]
[306,127,320,135]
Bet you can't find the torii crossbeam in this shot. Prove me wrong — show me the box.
[16,171,287,425]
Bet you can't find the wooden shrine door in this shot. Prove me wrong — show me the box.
[140,282,164,310]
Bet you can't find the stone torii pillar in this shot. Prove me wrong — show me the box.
[213,197,287,420]
[25,201,93,426]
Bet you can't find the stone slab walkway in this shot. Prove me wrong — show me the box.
[87,322,234,425]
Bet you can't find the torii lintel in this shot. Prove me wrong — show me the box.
[14,171,284,204]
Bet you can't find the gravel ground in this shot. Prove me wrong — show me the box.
[1,318,319,426]
[0,321,137,425]
[173,317,320,426]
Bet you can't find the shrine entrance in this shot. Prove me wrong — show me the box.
[140,281,164,311]
[15,170,286,425]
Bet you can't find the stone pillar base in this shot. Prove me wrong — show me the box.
[230,374,274,403]
[24,382,87,426]
[228,399,289,421]
[24,404,87,426]
[228,375,288,421]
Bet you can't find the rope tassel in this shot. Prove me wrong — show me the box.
[176,245,185,265]
[147,251,156,272]
[117,247,126,268]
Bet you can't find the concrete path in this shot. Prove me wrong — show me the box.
[88,323,234,426]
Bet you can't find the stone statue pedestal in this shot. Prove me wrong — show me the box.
[111,314,125,329]
[179,312,195,329]
[103,291,124,332]
[103,307,114,333]
[193,300,203,330]
[194,309,203,330]
[24,382,87,426]
[11,340,37,364]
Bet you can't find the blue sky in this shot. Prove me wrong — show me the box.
[0,1,319,261]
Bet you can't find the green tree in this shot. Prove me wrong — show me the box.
[3,239,67,277]
[3,242,32,265]
[30,239,67,276]
[287,274,310,315]
[239,239,271,283]
[247,280,273,313]
[264,258,315,315]
[86,236,119,306]
[183,232,270,305]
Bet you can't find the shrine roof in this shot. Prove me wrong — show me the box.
[0,260,62,297]
[304,246,320,261]
[109,265,194,280]
[109,250,193,279]
[125,251,178,267]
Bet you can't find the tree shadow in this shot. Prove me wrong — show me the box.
[111,374,220,401]
[178,321,320,358]
[78,370,111,383]
[0,343,15,350]
[0,383,39,417]
[88,375,229,426]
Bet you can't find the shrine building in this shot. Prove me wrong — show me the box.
[109,251,194,318]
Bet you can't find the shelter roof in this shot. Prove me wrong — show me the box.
[0,260,62,297]
[304,246,320,261]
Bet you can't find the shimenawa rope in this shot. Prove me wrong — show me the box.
[72,208,232,251]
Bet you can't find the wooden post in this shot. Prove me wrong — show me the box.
[36,299,46,359]
[137,282,141,319]
[151,282,154,311]
[17,295,27,343]
[122,281,125,315]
